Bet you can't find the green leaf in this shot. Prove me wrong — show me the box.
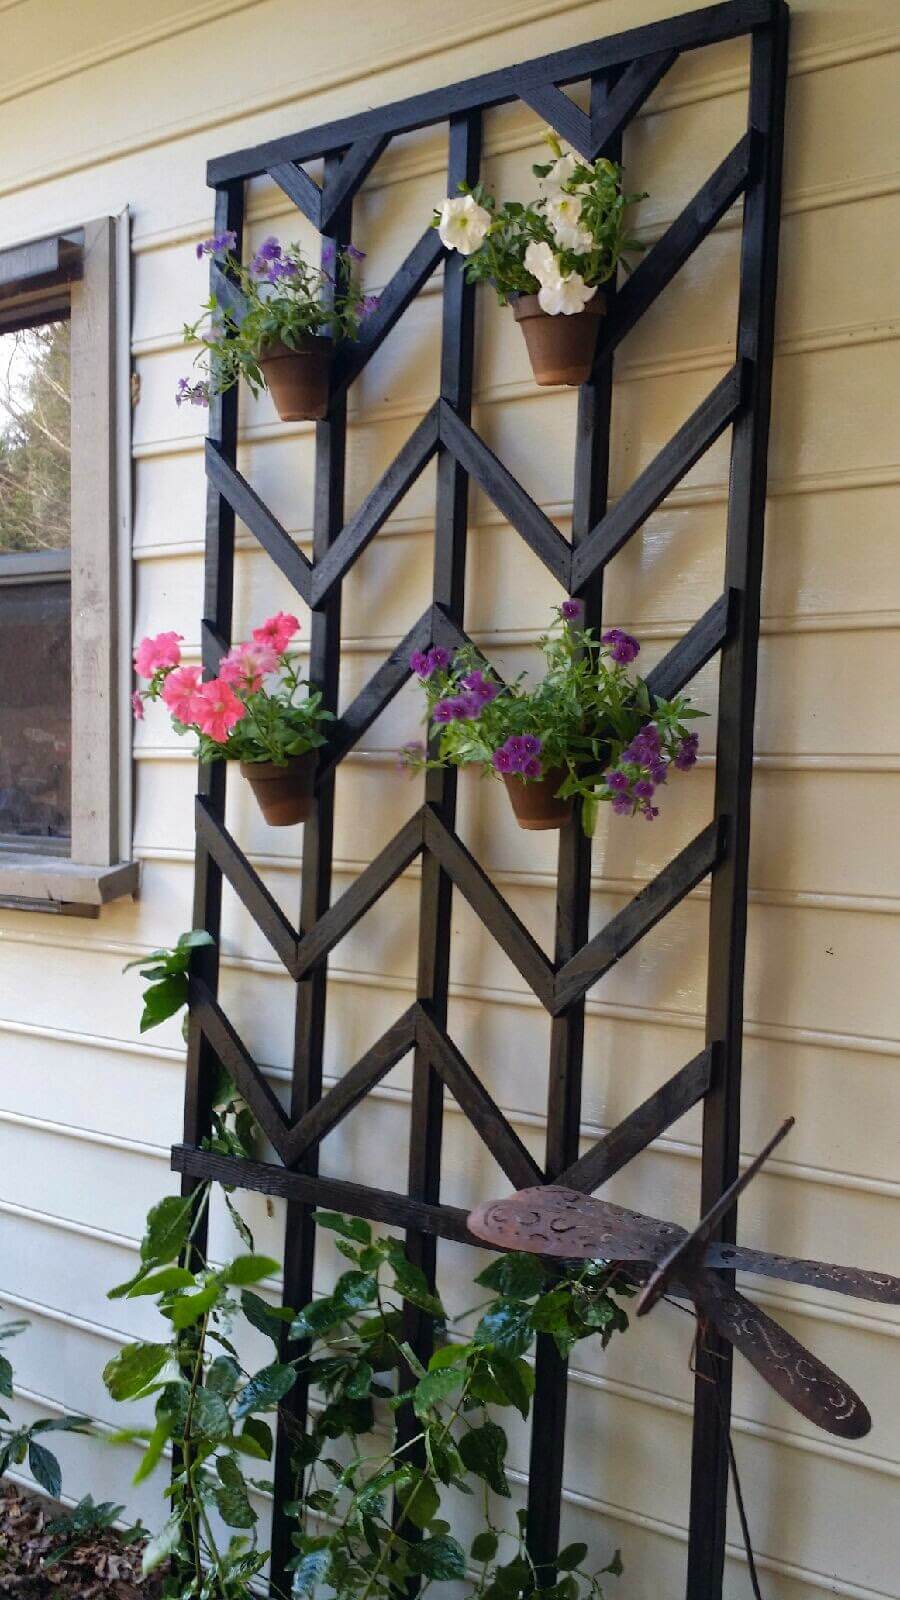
[225,1193,255,1250]
[206,1354,241,1398]
[603,1548,624,1577]
[557,1542,588,1571]
[28,1439,61,1499]
[126,1266,195,1298]
[236,1416,273,1461]
[487,1353,535,1419]
[191,1387,232,1441]
[474,1299,534,1357]
[235,1362,297,1417]
[133,1415,171,1486]
[292,1549,330,1595]
[398,1470,440,1530]
[103,1343,170,1402]
[0,1353,12,1398]
[315,1212,371,1244]
[290,1296,345,1341]
[223,1254,280,1286]
[139,976,188,1033]
[333,1270,378,1310]
[142,1511,184,1577]
[475,1253,547,1299]
[176,929,215,953]
[241,1289,293,1343]
[141,1194,196,1269]
[471,1529,499,1562]
[458,1420,510,1497]
[214,1455,257,1529]
[412,1366,462,1418]
[344,1360,373,1399]
[169,1280,221,1330]
[410,1533,466,1580]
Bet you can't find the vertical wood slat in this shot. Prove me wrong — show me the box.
[182,181,244,1178]
[525,70,620,1576]
[685,10,788,1599]
[400,106,482,1385]
[268,158,351,1594]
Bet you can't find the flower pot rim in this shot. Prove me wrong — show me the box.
[512,289,607,320]
[257,333,334,358]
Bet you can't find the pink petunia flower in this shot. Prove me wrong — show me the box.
[193,677,246,743]
[131,691,145,722]
[252,612,299,654]
[134,631,183,679]
[161,665,205,725]
[219,640,279,694]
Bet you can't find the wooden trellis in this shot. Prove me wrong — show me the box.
[172,3,789,1594]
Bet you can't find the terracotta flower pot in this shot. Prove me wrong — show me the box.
[240,751,317,826]
[512,292,607,387]
[257,336,333,422]
[503,767,573,831]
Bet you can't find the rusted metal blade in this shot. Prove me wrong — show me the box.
[637,1117,795,1315]
[467,1186,686,1260]
[704,1244,900,1305]
[691,1269,872,1440]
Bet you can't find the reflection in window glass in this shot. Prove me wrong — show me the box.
[0,320,70,552]
[0,581,72,838]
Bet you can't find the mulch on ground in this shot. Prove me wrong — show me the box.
[0,1483,165,1598]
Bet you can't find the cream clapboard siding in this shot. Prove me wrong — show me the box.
[0,0,898,1593]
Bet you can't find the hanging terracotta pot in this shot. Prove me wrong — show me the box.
[257,335,333,421]
[240,751,317,826]
[512,291,607,387]
[503,767,573,831]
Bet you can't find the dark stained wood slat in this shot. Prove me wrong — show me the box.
[267,161,323,227]
[559,1044,717,1192]
[589,48,679,154]
[552,819,726,1013]
[205,439,314,602]
[294,810,426,976]
[311,406,440,606]
[191,980,290,1156]
[597,133,755,362]
[571,362,747,590]
[282,1006,419,1165]
[645,590,734,701]
[320,606,436,773]
[439,402,572,588]
[172,1143,475,1243]
[320,133,392,231]
[416,1008,544,1190]
[208,3,778,181]
[200,621,228,675]
[423,809,556,1009]
[332,229,446,397]
[196,796,298,974]
[209,262,249,325]
[514,78,593,159]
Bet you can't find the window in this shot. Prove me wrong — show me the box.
[0,221,138,913]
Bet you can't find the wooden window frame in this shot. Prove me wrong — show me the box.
[0,218,139,914]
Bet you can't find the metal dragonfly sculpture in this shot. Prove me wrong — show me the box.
[468,1119,900,1440]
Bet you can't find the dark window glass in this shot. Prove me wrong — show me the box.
[0,317,71,842]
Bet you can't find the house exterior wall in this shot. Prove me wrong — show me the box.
[0,2,898,1594]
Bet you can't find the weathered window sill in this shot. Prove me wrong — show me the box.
[0,854,140,916]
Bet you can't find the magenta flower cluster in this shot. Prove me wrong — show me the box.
[410,646,450,680]
[602,627,640,665]
[604,723,698,821]
[492,734,543,780]
[175,376,210,409]
[196,229,236,261]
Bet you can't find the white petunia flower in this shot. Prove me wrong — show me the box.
[541,152,578,194]
[524,240,559,286]
[437,195,491,255]
[546,193,593,253]
[538,271,597,316]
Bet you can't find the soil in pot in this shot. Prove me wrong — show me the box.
[257,335,333,421]
[503,766,573,831]
[240,750,317,826]
[512,291,607,387]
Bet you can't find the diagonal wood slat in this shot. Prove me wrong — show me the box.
[320,133,392,232]
[646,590,734,701]
[589,48,678,155]
[439,402,572,588]
[205,439,314,601]
[332,229,446,396]
[191,979,291,1156]
[416,1007,544,1190]
[294,810,426,977]
[552,819,726,1013]
[311,406,440,606]
[558,1044,717,1192]
[423,808,556,1009]
[596,133,756,362]
[267,161,323,227]
[196,796,298,974]
[571,361,747,591]
[210,262,249,325]
[321,606,436,774]
[282,1006,419,1165]
[515,77,593,160]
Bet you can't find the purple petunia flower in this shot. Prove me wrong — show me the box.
[175,377,210,408]
[410,650,431,678]
[560,599,583,621]
[427,646,450,672]
[641,802,660,821]
[346,243,366,261]
[649,758,668,785]
[321,241,337,267]
[196,229,237,260]
[492,747,514,774]
[611,792,633,816]
[633,779,656,800]
[506,736,528,758]
[360,294,380,319]
[624,725,661,765]
[432,699,454,723]
[605,768,629,793]
[521,756,543,780]
[520,734,542,757]
[266,258,299,284]
[674,732,700,770]
[602,627,641,665]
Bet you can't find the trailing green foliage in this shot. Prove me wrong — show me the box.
[0,1311,92,1498]
[123,929,214,1036]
